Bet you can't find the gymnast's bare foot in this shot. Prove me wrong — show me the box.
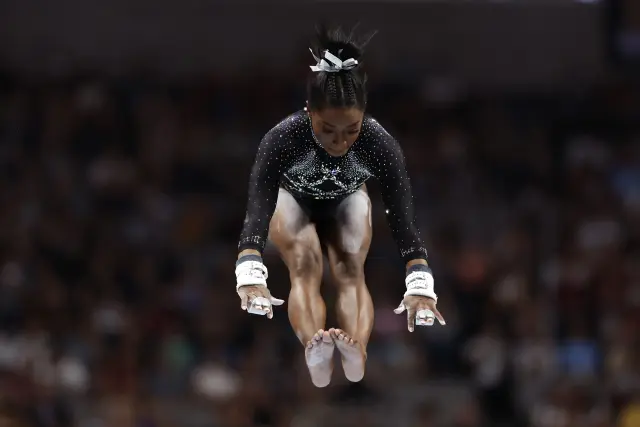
[330,328,366,382]
[305,330,335,388]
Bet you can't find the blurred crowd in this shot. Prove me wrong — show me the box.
[0,67,639,427]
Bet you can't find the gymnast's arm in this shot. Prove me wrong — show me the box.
[237,128,287,257]
[370,127,429,268]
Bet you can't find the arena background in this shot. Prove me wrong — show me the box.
[0,1,639,426]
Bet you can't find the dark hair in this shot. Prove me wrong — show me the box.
[307,25,375,111]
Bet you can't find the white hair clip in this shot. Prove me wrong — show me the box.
[309,49,358,73]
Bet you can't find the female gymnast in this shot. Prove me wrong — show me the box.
[235,26,445,388]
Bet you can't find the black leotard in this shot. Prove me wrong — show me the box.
[238,110,427,263]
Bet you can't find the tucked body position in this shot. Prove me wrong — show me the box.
[235,26,445,387]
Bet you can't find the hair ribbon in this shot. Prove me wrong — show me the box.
[309,49,358,73]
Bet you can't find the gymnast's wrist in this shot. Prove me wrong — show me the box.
[404,263,437,301]
[238,249,262,260]
[405,258,428,272]
[235,253,268,289]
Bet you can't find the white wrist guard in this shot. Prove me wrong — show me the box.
[404,270,437,302]
[235,260,268,290]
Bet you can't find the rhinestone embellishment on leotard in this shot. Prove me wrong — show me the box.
[283,149,372,199]
[238,110,428,262]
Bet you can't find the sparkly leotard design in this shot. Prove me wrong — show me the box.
[238,110,427,263]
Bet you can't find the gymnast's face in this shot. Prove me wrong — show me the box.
[309,106,364,157]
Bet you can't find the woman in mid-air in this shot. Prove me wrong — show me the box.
[235,26,445,388]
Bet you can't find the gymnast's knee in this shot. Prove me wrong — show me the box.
[286,241,323,285]
[332,255,366,289]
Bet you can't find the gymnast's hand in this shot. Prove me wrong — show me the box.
[235,256,284,319]
[394,263,445,332]
[237,285,284,319]
[394,295,445,332]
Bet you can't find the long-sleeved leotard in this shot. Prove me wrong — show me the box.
[238,110,427,264]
